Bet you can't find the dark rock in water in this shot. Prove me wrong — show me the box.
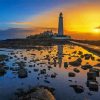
[78,51,83,55]
[69,58,82,66]
[16,61,26,68]
[40,69,46,74]
[64,62,68,69]
[51,73,57,78]
[29,65,33,67]
[87,71,96,81]
[81,64,93,70]
[34,69,39,72]
[91,56,95,61]
[68,72,76,77]
[97,59,100,62]
[70,85,84,93]
[94,63,100,67]
[89,68,100,77]
[15,87,55,100]
[18,68,28,78]
[0,68,6,76]
[84,54,92,60]
[44,80,50,84]
[72,51,77,54]
[0,54,8,62]
[87,80,98,91]
[73,68,80,73]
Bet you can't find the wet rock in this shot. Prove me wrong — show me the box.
[89,68,100,77]
[70,85,84,93]
[87,80,98,91]
[81,64,93,70]
[51,73,57,78]
[18,68,28,78]
[78,51,83,55]
[34,69,39,72]
[44,80,50,84]
[94,63,100,67]
[87,71,96,81]
[68,72,76,77]
[16,61,26,68]
[0,68,6,76]
[69,58,82,66]
[0,54,8,62]
[29,65,33,67]
[15,87,55,100]
[73,68,80,73]
[64,62,68,69]
[84,54,92,60]
[24,57,27,60]
[40,69,46,74]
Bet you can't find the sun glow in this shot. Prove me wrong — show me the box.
[93,28,100,34]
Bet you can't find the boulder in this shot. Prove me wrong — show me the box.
[68,72,76,77]
[64,62,68,69]
[81,64,93,70]
[70,85,84,93]
[69,58,82,66]
[16,87,55,100]
[73,68,80,73]
[87,80,98,91]
[0,68,6,76]
[87,71,96,81]
[18,68,28,78]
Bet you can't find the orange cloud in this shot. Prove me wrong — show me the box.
[11,2,100,40]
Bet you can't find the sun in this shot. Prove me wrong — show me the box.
[93,28,100,34]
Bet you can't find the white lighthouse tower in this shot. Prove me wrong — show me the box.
[53,12,71,40]
[58,12,63,36]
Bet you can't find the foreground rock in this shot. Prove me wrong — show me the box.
[70,85,84,93]
[69,58,82,66]
[18,68,28,78]
[15,87,55,100]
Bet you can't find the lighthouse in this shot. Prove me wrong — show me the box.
[58,12,63,36]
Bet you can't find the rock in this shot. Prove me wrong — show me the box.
[44,80,50,84]
[89,68,100,77]
[81,64,93,70]
[78,51,83,55]
[94,63,100,67]
[68,72,76,77]
[0,68,6,76]
[87,80,98,91]
[34,69,39,72]
[16,87,55,100]
[73,68,80,73]
[51,73,57,78]
[16,61,26,68]
[87,71,96,81]
[40,69,46,74]
[70,85,84,93]
[69,58,82,66]
[64,62,68,69]
[18,68,28,78]
[0,54,8,62]
[84,54,93,60]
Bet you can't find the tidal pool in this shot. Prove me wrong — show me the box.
[0,44,100,100]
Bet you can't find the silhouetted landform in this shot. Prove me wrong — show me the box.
[0,30,71,48]
[71,40,100,56]
[0,38,70,48]
[72,39,100,46]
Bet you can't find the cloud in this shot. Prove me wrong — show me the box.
[95,26,100,29]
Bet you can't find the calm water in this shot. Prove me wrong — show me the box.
[0,44,100,100]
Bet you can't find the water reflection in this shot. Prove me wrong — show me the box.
[0,44,100,100]
[57,45,63,68]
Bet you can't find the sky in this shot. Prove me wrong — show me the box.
[0,0,100,40]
